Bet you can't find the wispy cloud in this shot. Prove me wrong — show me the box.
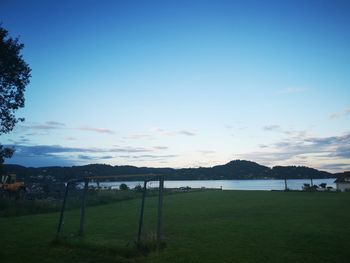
[45,121,65,126]
[125,134,153,140]
[178,130,196,136]
[153,146,168,150]
[153,128,196,136]
[21,123,65,131]
[128,154,177,159]
[18,122,115,136]
[258,144,269,148]
[110,146,153,153]
[11,145,99,156]
[7,136,31,145]
[262,125,280,131]
[76,126,115,134]
[77,155,114,160]
[329,107,350,119]
[7,144,158,157]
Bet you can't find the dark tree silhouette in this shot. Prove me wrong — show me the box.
[0,25,31,165]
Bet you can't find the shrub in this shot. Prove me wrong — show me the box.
[119,183,129,190]
[133,184,143,192]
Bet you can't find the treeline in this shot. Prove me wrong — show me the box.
[3,160,335,182]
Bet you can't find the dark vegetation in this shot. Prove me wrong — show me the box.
[3,160,334,184]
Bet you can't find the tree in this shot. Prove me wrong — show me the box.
[0,145,14,165]
[0,25,31,165]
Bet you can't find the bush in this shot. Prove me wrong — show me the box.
[119,183,129,190]
[133,184,143,192]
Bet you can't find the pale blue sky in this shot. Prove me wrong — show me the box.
[1,0,349,171]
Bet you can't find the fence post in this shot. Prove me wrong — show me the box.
[56,181,70,238]
[157,176,164,245]
[79,179,89,236]
[137,181,147,243]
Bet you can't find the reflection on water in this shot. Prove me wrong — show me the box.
[87,178,336,191]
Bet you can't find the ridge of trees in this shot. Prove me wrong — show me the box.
[3,159,334,182]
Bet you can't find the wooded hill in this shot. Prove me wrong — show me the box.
[2,160,335,182]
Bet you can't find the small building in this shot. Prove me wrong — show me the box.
[335,172,350,192]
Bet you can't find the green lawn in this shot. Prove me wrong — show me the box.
[1,190,350,263]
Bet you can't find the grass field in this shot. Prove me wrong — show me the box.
[1,190,350,263]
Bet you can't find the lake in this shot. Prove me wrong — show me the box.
[88,178,336,191]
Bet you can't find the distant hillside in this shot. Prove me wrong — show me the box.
[333,171,350,179]
[271,166,332,180]
[2,160,335,182]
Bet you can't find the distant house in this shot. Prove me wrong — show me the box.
[335,172,350,192]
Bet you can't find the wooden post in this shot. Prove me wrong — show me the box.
[79,179,89,236]
[137,181,147,243]
[157,176,164,245]
[56,181,70,238]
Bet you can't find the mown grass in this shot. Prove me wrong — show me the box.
[1,190,349,263]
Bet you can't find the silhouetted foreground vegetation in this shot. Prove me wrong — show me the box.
[0,190,349,263]
[3,160,334,184]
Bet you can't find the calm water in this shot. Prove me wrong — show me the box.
[89,178,336,191]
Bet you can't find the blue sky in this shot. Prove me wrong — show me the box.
[1,0,349,172]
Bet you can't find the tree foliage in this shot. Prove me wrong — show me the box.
[0,25,31,164]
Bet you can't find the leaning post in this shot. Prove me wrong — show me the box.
[137,180,148,243]
[56,181,70,238]
[79,179,89,236]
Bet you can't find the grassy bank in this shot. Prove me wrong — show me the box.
[0,190,349,262]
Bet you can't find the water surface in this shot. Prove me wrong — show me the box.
[90,178,336,191]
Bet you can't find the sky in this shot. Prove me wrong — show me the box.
[0,0,349,172]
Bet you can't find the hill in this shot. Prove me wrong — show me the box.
[2,160,334,182]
